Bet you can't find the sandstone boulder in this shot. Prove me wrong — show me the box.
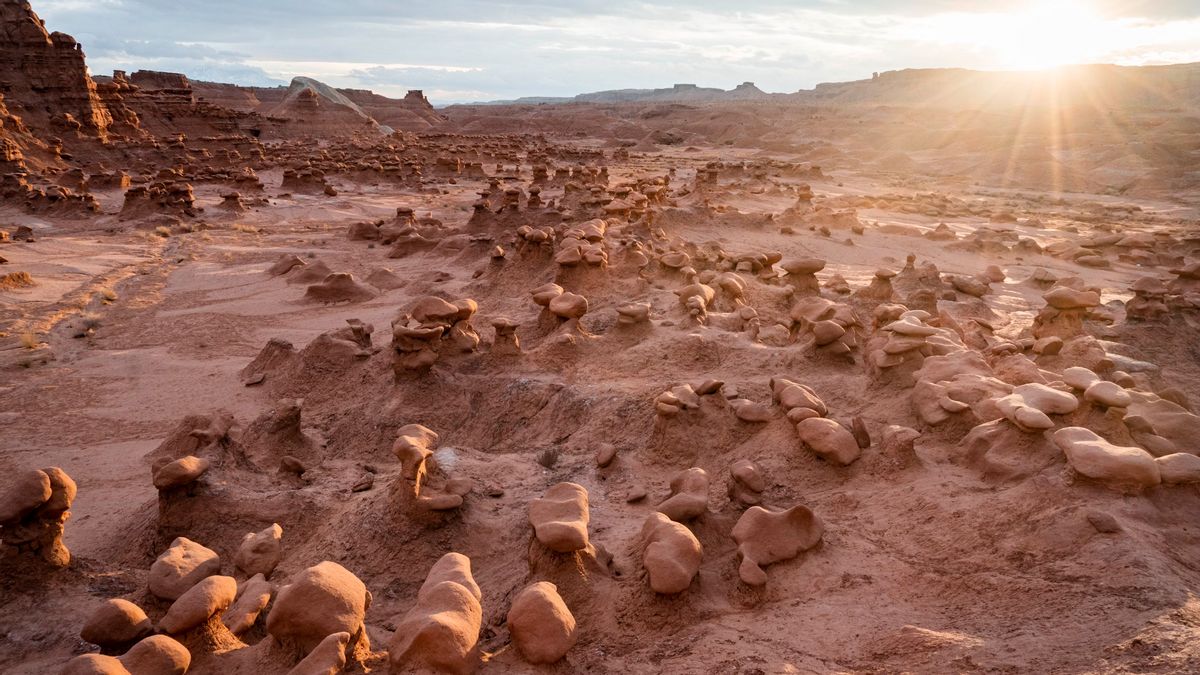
[507,581,577,664]
[1156,453,1200,485]
[267,561,371,655]
[529,482,590,553]
[656,467,709,521]
[152,456,210,491]
[118,635,191,675]
[388,552,482,675]
[234,523,283,578]
[158,575,237,634]
[80,599,153,649]
[224,573,273,635]
[1052,427,1160,488]
[639,512,702,594]
[795,417,861,465]
[732,505,824,586]
[148,537,221,601]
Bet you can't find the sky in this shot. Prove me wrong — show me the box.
[34,0,1200,104]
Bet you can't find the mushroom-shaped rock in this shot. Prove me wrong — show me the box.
[811,320,846,346]
[732,505,824,586]
[1033,283,1104,339]
[1044,287,1101,309]
[639,512,702,594]
[152,456,210,491]
[392,424,439,480]
[675,283,716,318]
[267,561,371,655]
[389,553,482,675]
[0,466,76,566]
[782,258,825,294]
[531,283,564,307]
[149,537,221,601]
[656,467,709,521]
[80,599,154,650]
[507,582,577,664]
[728,459,766,506]
[782,258,826,275]
[410,296,460,325]
[224,573,273,635]
[491,317,521,355]
[548,292,588,319]
[234,523,283,578]
[855,268,898,301]
[995,383,1079,432]
[528,482,590,553]
[884,316,938,337]
[1052,427,1161,488]
[616,302,651,325]
[158,575,237,634]
[1127,276,1170,320]
[0,469,51,523]
[795,417,861,465]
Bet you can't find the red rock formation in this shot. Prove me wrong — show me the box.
[340,88,447,131]
[0,1,113,138]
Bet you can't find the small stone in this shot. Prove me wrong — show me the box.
[595,443,617,468]
[351,473,374,492]
[1086,511,1121,533]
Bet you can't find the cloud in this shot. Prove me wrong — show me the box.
[33,0,1200,103]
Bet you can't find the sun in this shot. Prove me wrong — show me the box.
[993,0,1108,70]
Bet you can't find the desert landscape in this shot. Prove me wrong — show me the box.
[3,0,1200,672]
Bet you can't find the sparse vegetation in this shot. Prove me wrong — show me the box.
[19,331,38,349]
[154,226,172,238]
[536,447,560,469]
[73,311,101,338]
[0,271,36,289]
[232,222,259,234]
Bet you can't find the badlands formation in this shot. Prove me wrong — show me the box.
[3,1,1200,673]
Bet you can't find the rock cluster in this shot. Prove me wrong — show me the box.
[0,466,76,567]
[391,296,481,377]
[392,424,472,512]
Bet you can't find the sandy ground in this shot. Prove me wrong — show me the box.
[3,142,1200,674]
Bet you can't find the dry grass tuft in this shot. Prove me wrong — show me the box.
[0,271,36,289]
[536,447,561,469]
